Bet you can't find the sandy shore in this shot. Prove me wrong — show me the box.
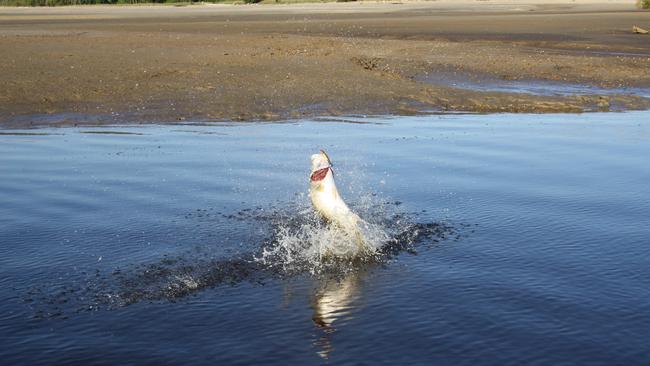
[1,0,650,127]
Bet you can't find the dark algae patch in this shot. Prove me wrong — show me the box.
[80,131,145,135]
[0,132,60,136]
[25,203,459,318]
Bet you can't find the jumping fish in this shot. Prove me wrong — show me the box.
[309,150,371,258]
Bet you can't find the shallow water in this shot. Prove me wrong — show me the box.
[418,69,650,98]
[1,112,649,365]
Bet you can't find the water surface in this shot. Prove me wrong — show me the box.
[1,112,649,365]
[418,69,650,98]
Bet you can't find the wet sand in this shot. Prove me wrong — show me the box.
[1,0,650,127]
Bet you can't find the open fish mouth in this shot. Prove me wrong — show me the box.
[310,167,330,182]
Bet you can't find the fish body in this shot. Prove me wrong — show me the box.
[309,151,370,257]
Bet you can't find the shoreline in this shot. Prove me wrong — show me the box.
[2,110,650,133]
[1,1,650,128]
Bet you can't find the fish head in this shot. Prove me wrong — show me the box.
[310,150,333,183]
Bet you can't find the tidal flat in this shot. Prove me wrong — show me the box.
[1,0,650,126]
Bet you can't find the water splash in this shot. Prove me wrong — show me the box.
[255,196,452,275]
[256,208,388,275]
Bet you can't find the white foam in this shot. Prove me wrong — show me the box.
[255,193,397,274]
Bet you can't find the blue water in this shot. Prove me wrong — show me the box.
[418,69,650,98]
[1,112,649,365]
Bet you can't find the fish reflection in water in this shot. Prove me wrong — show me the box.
[310,270,366,360]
